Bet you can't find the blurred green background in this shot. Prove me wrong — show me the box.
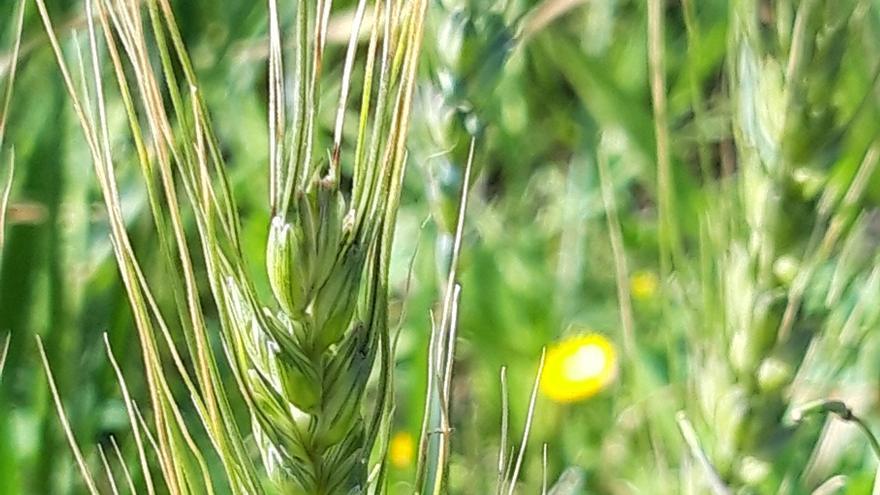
[3,0,880,493]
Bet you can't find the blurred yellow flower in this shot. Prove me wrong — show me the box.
[541,333,617,403]
[630,270,658,301]
[389,431,415,468]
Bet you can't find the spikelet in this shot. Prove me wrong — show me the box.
[681,1,880,492]
[35,0,427,492]
[218,1,429,492]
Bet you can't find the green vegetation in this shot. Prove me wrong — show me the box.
[2,0,880,493]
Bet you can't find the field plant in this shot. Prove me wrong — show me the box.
[0,1,24,382]
[414,0,517,236]
[674,0,880,492]
[1,0,174,490]
[33,0,431,493]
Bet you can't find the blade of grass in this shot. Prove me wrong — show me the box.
[110,436,138,495]
[104,333,156,495]
[505,348,546,495]
[496,366,509,494]
[98,443,122,495]
[36,336,100,495]
[416,140,475,494]
[811,476,847,495]
[541,443,548,495]
[547,467,585,495]
[0,152,11,255]
[676,411,732,495]
[0,0,24,258]
[0,0,25,151]
[0,334,9,380]
[648,0,681,276]
[597,136,636,359]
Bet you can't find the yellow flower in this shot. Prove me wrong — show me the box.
[389,431,415,468]
[630,270,658,301]
[540,333,617,403]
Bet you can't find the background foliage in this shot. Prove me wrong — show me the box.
[2,0,880,493]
